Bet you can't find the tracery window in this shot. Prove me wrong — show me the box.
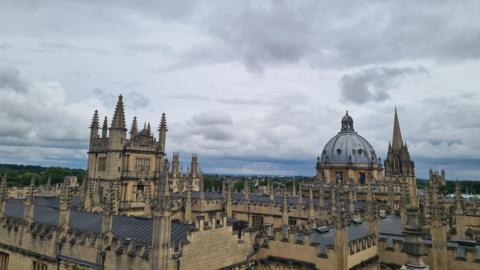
[135,158,151,174]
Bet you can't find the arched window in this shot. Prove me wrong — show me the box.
[337,149,342,155]
[394,158,400,172]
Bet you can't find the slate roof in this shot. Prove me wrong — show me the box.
[309,222,371,255]
[4,199,193,246]
[181,192,366,210]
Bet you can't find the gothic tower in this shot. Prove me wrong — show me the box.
[384,108,417,205]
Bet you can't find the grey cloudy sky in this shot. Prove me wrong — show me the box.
[1,0,480,179]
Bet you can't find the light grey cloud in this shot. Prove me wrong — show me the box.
[0,67,102,166]
[0,67,28,93]
[93,89,149,109]
[0,42,11,49]
[339,66,428,104]
[0,1,480,179]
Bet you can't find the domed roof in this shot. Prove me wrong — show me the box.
[320,112,378,165]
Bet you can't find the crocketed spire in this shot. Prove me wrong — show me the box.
[130,116,138,137]
[111,95,126,129]
[90,110,99,129]
[392,107,404,150]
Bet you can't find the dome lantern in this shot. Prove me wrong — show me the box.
[341,110,354,132]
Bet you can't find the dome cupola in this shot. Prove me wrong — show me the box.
[341,111,354,132]
[320,111,378,165]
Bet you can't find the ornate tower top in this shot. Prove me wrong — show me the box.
[341,110,354,132]
[110,95,126,130]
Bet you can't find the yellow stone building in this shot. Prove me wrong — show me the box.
[0,97,478,270]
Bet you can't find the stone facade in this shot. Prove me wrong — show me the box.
[0,102,479,270]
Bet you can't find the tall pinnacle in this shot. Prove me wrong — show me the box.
[158,113,167,152]
[111,95,126,129]
[90,110,99,130]
[392,108,404,150]
[102,116,108,138]
[130,116,138,137]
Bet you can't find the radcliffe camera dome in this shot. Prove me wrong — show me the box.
[320,111,378,165]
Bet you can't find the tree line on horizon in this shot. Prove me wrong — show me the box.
[0,164,478,195]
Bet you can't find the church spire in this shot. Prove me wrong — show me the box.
[111,95,126,130]
[392,107,404,150]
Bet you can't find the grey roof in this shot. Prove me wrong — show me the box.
[4,200,193,246]
[379,215,402,235]
[310,222,370,255]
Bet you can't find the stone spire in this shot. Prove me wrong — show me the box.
[401,206,428,270]
[24,176,35,223]
[308,186,315,221]
[101,116,108,138]
[243,177,249,201]
[334,186,348,270]
[365,181,377,235]
[199,170,205,200]
[385,108,415,178]
[455,181,463,215]
[158,113,167,153]
[387,182,395,213]
[429,180,447,270]
[319,184,325,209]
[392,108,404,150]
[226,181,232,218]
[151,159,172,270]
[348,186,355,215]
[46,175,52,192]
[297,181,303,207]
[97,183,114,251]
[185,175,192,223]
[0,174,7,215]
[130,116,138,138]
[90,110,99,138]
[58,177,70,238]
[400,181,409,225]
[110,95,126,130]
[292,178,296,196]
[281,187,289,238]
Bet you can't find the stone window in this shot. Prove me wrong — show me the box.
[358,149,362,155]
[32,261,47,270]
[336,171,342,183]
[359,173,366,185]
[98,157,107,171]
[336,149,342,155]
[135,158,151,173]
[0,251,8,270]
